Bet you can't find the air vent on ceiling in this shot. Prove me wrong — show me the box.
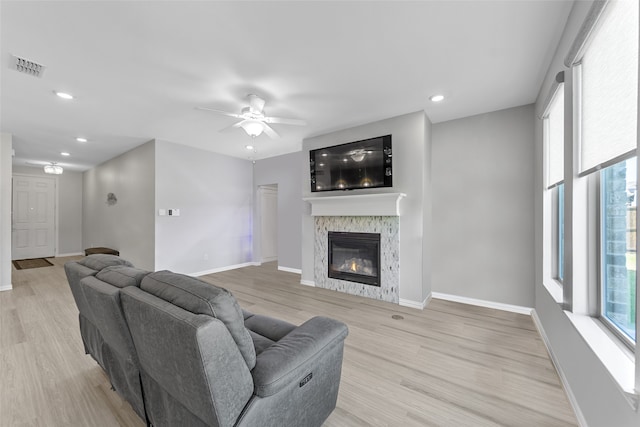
[10,54,46,78]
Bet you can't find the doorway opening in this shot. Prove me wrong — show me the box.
[258,184,278,264]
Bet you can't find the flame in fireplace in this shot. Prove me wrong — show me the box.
[350,260,357,272]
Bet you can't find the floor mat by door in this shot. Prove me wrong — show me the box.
[12,258,54,270]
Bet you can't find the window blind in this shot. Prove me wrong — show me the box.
[547,86,565,186]
[580,0,638,174]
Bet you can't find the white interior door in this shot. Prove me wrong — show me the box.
[12,175,56,260]
[259,185,278,263]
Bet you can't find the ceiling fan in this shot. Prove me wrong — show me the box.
[197,94,306,138]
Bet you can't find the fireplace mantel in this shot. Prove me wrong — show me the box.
[303,193,406,216]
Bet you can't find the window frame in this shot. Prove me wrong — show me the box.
[543,78,566,289]
[597,157,637,351]
[572,0,639,348]
[549,183,564,284]
[557,183,565,283]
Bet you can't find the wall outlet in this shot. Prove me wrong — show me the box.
[158,209,166,216]
[168,208,180,216]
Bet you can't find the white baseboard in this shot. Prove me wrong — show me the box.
[278,266,302,274]
[399,293,430,310]
[0,284,13,292]
[300,279,315,287]
[262,256,277,263]
[191,262,259,277]
[431,292,533,315]
[531,310,588,427]
[56,252,84,258]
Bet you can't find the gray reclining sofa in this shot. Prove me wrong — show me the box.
[64,255,149,420]
[64,255,349,427]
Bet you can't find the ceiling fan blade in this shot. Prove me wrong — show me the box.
[264,116,307,126]
[196,106,243,119]
[219,120,246,133]
[262,123,279,139]
[248,94,266,114]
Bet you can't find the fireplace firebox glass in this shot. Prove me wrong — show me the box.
[328,231,381,286]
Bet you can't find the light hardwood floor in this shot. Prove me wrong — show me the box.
[0,257,578,427]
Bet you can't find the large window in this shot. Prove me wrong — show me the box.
[579,0,638,346]
[601,158,637,344]
[540,0,639,393]
[544,81,565,284]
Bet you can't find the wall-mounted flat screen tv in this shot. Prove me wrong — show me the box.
[309,135,392,192]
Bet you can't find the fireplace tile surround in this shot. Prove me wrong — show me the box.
[314,216,399,303]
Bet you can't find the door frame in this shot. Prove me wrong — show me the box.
[11,173,59,259]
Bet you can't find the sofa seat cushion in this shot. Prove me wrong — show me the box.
[140,271,256,369]
[96,266,149,288]
[78,254,133,271]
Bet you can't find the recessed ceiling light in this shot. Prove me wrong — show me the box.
[76,137,87,143]
[430,94,445,102]
[54,91,74,100]
[61,152,70,156]
[245,145,254,150]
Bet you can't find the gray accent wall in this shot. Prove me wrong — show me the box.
[253,151,302,271]
[533,1,640,426]
[432,104,535,307]
[13,166,83,256]
[302,111,432,305]
[83,140,155,270]
[154,140,253,274]
[0,133,12,290]
[422,115,433,301]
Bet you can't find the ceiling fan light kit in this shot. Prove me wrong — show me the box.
[241,120,264,137]
[44,163,63,174]
[198,94,307,139]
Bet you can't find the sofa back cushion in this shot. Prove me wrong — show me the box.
[80,269,148,419]
[78,254,133,271]
[96,266,149,288]
[64,261,99,318]
[140,271,256,369]
[121,286,254,427]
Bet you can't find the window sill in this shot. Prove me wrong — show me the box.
[541,280,638,409]
[564,310,638,409]
[543,278,563,304]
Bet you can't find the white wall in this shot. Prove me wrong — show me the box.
[13,166,83,256]
[432,104,535,307]
[302,111,432,305]
[0,133,12,291]
[83,141,155,270]
[154,140,253,274]
[253,151,303,271]
[534,1,640,425]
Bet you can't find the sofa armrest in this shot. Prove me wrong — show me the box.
[251,316,348,397]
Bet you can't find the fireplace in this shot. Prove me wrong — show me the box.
[328,231,381,286]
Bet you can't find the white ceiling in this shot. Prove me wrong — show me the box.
[1,1,573,171]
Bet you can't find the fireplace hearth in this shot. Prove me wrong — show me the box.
[328,231,380,286]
